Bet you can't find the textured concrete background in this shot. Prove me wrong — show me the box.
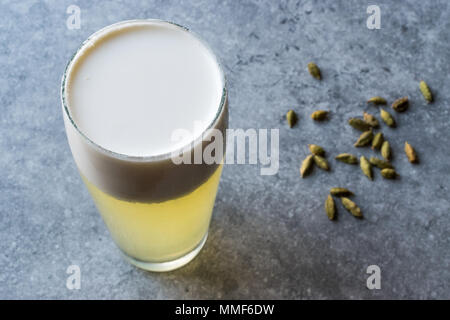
[0,0,449,299]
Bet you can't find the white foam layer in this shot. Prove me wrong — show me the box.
[65,20,223,157]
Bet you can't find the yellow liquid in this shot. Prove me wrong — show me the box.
[83,165,223,262]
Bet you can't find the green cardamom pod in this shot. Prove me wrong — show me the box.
[348,118,372,131]
[325,195,336,220]
[307,62,321,80]
[369,157,394,169]
[313,155,330,171]
[335,153,358,164]
[286,110,297,128]
[381,141,391,161]
[308,144,325,156]
[404,141,418,163]
[363,112,379,128]
[381,168,397,179]
[311,110,328,121]
[391,96,409,112]
[354,130,373,147]
[300,155,314,178]
[419,81,433,103]
[371,132,384,150]
[367,96,387,105]
[360,156,373,180]
[380,108,396,127]
[341,197,363,218]
[330,187,353,197]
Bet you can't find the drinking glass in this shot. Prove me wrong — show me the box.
[61,20,228,272]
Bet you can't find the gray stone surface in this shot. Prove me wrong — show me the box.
[0,0,449,299]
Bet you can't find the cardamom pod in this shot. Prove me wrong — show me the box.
[371,132,384,150]
[381,168,397,179]
[325,195,336,220]
[360,156,373,180]
[363,112,379,128]
[392,96,409,112]
[367,96,387,105]
[348,118,371,131]
[307,62,321,80]
[419,81,433,103]
[341,197,363,218]
[380,108,396,127]
[311,110,328,121]
[369,157,394,169]
[286,110,297,128]
[300,154,314,178]
[381,140,391,161]
[335,153,358,164]
[354,130,373,147]
[330,187,353,197]
[313,155,330,171]
[404,141,418,163]
[308,144,325,156]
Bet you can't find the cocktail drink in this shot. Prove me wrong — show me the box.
[61,20,227,272]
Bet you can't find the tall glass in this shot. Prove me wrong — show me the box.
[61,20,228,272]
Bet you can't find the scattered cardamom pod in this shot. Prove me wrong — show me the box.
[325,195,336,220]
[300,155,314,178]
[371,132,384,150]
[354,130,373,147]
[380,108,396,127]
[307,62,321,80]
[308,144,325,156]
[419,81,433,103]
[286,110,297,128]
[367,96,387,105]
[404,141,418,163]
[313,155,330,171]
[341,197,363,218]
[360,156,373,180]
[381,168,397,179]
[363,112,379,128]
[335,153,358,164]
[311,110,328,121]
[369,157,394,169]
[391,96,409,112]
[348,118,372,131]
[381,140,391,161]
[330,187,353,197]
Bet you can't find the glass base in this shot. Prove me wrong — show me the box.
[121,232,208,272]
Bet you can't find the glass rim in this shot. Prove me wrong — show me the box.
[61,19,227,163]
